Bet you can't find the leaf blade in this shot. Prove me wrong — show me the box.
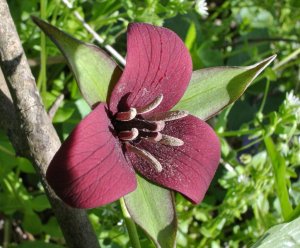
[251,216,300,248]
[124,176,177,248]
[32,16,121,106]
[173,55,276,120]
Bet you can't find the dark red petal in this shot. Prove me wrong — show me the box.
[46,103,137,209]
[109,23,192,114]
[126,115,220,204]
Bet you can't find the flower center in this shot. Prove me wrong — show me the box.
[112,95,188,172]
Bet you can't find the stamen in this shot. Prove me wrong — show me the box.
[115,108,137,121]
[154,121,165,132]
[140,131,162,142]
[129,119,165,132]
[147,110,189,122]
[159,134,184,146]
[126,143,163,172]
[136,94,163,114]
[118,128,139,141]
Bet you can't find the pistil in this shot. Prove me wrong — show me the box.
[118,128,139,141]
[115,107,137,121]
[114,94,186,173]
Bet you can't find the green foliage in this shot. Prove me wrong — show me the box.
[173,55,276,120]
[124,175,177,248]
[1,0,300,247]
[251,216,300,247]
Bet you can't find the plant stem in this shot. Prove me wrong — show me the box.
[258,78,270,114]
[37,0,47,93]
[120,198,141,248]
[264,136,293,221]
[219,128,261,137]
[3,217,11,248]
[272,47,300,71]
[286,203,300,222]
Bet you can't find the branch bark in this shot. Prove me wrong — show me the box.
[0,1,100,247]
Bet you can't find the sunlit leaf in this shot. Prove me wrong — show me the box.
[124,175,177,248]
[173,55,276,120]
[32,16,122,106]
[251,216,300,248]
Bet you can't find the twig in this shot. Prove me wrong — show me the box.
[219,37,300,49]
[48,94,64,120]
[28,55,65,67]
[61,0,126,66]
[0,1,100,247]
[272,47,300,71]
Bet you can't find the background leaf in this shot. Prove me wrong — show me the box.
[124,176,177,248]
[251,216,300,248]
[173,55,276,120]
[32,16,122,106]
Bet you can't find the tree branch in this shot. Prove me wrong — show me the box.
[0,1,100,247]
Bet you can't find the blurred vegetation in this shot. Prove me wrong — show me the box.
[1,0,300,247]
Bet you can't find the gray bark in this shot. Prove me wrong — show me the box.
[0,1,100,247]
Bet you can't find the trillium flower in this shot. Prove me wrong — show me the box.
[46,23,221,209]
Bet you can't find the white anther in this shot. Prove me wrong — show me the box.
[136,94,163,114]
[126,143,163,172]
[159,134,184,146]
[141,132,163,143]
[147,110,189,122]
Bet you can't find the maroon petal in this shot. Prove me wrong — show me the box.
[126,115,220,204]
[46,103,137,208]
[109,23,192,114]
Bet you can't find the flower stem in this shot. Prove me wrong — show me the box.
[258,78,270,114]
[3,217,11,248]
[286,203,300,222]
[120,197,141,248]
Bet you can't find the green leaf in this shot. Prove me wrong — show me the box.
[31,195,51,212]
[23,210,43,234]
[42,217,63,238]
[53,106,75,123]
[124,175,177,248]
[251,216,300,248]
[31,16,122,106]
[264,136,293,220]
[173,55,276,120]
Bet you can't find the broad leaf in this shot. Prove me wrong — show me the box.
[32,16,121,106]
[173,55,276,120]
[124,175,177,248]
[251,216,300,247]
